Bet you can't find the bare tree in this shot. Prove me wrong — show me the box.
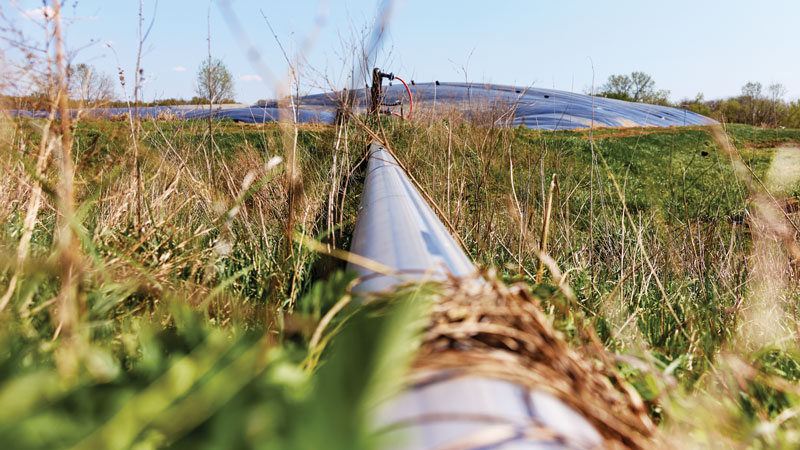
[69,63,116,105]
[768,82,787,126]
[194,58,235,103]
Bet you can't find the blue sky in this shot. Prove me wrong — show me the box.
[7,0,800,104]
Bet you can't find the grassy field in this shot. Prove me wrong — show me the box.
[3,112,800,448]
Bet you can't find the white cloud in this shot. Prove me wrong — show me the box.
[172,66,186,72]
[239,74,262,82]
[22,6,55,20]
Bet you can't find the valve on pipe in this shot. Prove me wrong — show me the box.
[369,67,413,120]
[369,68,393,115]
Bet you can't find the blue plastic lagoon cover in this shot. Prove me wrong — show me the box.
[9,82,716,130]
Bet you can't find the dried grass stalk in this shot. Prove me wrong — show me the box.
[414,272,657,449]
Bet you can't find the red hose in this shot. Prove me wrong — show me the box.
[395,76,413,120]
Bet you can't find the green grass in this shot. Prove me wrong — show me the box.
[382,120,800,444]
[725,123,800,147]
[3,115,800,448]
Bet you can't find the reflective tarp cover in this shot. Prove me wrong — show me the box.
[10,82,715,130]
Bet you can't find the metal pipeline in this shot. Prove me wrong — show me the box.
[348,144,474,293]
[347,143,603,449]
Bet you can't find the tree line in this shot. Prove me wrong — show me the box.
[598,71,800,128]
[2,59,236,110]
[680,82,800,128]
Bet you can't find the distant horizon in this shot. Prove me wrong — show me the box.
[4,0,799,104]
